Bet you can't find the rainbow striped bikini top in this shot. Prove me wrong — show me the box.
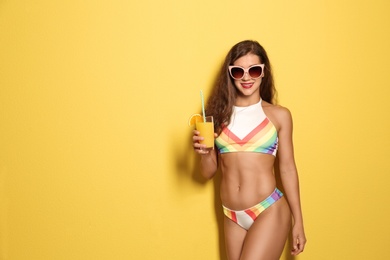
[215,99,278,156]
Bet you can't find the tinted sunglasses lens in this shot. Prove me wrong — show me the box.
[249,66,262,78]
[231,67,244,79]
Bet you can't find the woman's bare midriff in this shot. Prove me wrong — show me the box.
[220,152,277,210]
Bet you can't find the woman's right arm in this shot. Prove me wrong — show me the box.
[192,130,218,179]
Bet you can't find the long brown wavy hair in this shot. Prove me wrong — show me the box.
[205,40,277,134]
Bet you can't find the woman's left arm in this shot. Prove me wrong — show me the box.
[276,107,307,256]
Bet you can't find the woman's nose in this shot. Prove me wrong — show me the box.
[242,71,251,80]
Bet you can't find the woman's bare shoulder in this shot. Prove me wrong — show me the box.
[262,101,292,128]
[263,101,291,116]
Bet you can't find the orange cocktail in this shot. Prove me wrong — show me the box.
[189,114,215,151]
[196,116,214,151]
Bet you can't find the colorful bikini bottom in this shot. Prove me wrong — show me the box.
[223,188,283,230]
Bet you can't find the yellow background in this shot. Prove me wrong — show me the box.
[1,0,389,259]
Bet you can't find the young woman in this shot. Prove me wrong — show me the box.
[192,40,306,259]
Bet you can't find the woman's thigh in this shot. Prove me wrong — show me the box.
[224,216,247,260]
[240,198,291,260]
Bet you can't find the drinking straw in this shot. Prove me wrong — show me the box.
[200,90,206,122]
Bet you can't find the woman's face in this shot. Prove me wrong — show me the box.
[231,53,263,103]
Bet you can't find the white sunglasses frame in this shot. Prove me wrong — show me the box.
[228,64,265,80]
